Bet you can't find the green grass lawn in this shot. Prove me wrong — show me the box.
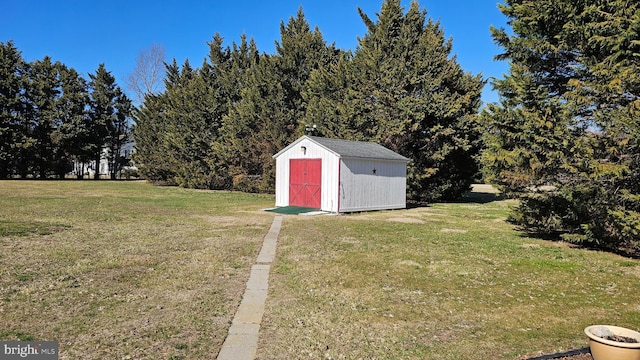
[1,181,638,359]
[261,189,640,359]
[0,180,274,359]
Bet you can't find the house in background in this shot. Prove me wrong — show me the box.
[72,135,137,179]
[273,135,409,213]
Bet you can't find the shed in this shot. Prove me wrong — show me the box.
[272,135,409,213]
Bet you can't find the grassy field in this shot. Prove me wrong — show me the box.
[1,182,639,359]
[0,180,274,359]
[260,186,640,359]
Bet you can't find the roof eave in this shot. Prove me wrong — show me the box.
[340,155,410,162]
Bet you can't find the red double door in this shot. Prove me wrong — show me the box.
[289,159,322,209]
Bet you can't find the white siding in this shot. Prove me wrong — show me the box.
[274,138,341,212]
[339,158,406,212]
[274,136,407,213]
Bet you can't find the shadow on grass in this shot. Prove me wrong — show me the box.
[515,221,640,260]
[406,185,506,208]
[522,347,591,360]
[458,190,506,204]
[447,185,506,204]
[0,220,70,237]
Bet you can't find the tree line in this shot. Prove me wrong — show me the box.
[0,42,132,179]
[2,0,636,253]
[133,0,485,203]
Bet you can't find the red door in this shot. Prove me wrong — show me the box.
[289,159,321,209]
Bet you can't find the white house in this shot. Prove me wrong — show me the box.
[273,136,409,213]
[72,135,136,179]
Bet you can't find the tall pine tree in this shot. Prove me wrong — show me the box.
[88,63,132,179]
[163,59,217,188]
[0,43,115,179]
[132,92,173,184]
[23,56,62,178]
[55,66,91,178]
[344,0,484,202]
[482,0,640,252]
[208,34,260,190]
[0,41,25,178]
[220,7,339,192]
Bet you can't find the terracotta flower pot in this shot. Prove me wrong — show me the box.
[585,325,640,360]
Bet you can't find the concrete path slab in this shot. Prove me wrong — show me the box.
[256,216,282,264]
[217,215,283,360]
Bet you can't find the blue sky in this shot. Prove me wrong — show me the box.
[1,0,509,104]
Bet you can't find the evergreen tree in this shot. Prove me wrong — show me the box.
[1,43,97,179]
[208,36,257,190]
[132,92,174,183]
[220,53,282,191]
[576,1,640,248]
[88,63,132,179]
[88,64,114,179]
[108,89,132,179]
[482,0,640,252]
[274,7,340,139]
[55,66,91,178]
[23,56,62,178]
[218,52,272,191]
[134,35,259,189]
[0,41,25,178]
[162,59,215,188]
[304,51,356,139]
[220,7,339,192]
[347,0,484,202]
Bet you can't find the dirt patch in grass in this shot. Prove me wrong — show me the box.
[192,214,268,228]
[397,259,423,268]
[522,243,542,249]
[387,216,426,224]
[441,228,468,233]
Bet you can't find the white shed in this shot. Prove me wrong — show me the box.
[272,135,409,213]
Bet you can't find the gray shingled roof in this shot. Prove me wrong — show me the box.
[307,136,409,161]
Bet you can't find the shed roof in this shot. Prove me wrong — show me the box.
[273,136,410,162]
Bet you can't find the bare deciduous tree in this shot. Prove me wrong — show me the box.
[127,43,166,104]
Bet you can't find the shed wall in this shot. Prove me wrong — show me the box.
[338,158,406,212]
[274,138,340,212]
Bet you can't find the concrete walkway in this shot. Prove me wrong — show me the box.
[217,215,283,360]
